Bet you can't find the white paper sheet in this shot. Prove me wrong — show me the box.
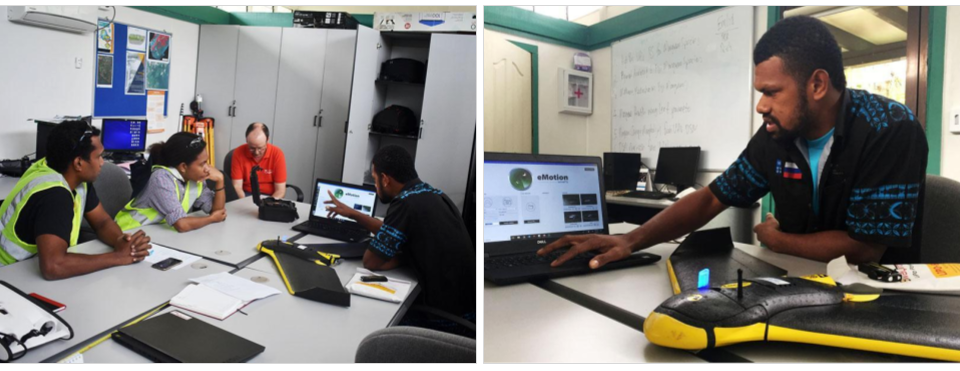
[827,256,960,295]
[144,244,201,271]
[170,284,244,320]
[346,268,412,304]
[190,272,280,303]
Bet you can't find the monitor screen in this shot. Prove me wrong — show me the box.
[654,147,701,189]
[603,152,642,191]
[483,160,604,243]
[101,119,147,152]
[312,181,378,222]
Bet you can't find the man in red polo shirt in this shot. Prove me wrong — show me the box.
[231,122,287,198]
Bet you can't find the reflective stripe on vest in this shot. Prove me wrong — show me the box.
[0,159,87,265]
[115,166,203,231]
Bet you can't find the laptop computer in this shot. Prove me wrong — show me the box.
[484,152,661,285]
[113,311,265,363]
[292,179,378,242]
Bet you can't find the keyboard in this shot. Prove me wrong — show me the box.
[622,190,675,199]
[294,220,370,242]
[485,250,596,270]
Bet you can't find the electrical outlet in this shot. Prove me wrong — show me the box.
[951,108,960,134]
[74,57,82,69]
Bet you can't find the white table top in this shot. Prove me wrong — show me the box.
[547,222,913,362]
[606,195,674,209]
[483,281,703,363]
[0,240,231,363]
[130,198,312,267]
[79,260,420,363]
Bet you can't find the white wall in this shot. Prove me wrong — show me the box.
[486,7,769,242]
[483,29,611,159]
[940,6,960,182]
[0,6,198,159]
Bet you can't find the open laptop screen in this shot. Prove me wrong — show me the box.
[312,181,377,222]
[484,158,605,244]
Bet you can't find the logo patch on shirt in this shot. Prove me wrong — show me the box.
[783,162,802,180]
[776,160,783,175]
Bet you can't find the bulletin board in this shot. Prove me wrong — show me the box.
[93,19,170,128]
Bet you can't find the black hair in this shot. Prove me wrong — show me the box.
[754,15,846,91]
[148,132,206,168]
[245,122,269,140]
[46,120,101,173]
[371,145,418,183]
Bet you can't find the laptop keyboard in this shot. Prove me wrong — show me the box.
[306,220,366,237]
[485,250,596,270]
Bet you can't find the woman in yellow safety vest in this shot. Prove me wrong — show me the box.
[115,132,227,232]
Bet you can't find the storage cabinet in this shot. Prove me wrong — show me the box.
[342,26,476,214]
[197,25,356,202]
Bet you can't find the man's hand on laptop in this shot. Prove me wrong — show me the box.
[538,234,634,269]
[324,190,357,220]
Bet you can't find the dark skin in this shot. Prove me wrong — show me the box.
[540,56,885,267]
[37,136,152,280]
[170,148,227,233]
[324,164,402,271]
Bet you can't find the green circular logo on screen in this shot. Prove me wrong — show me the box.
[509,168,533,191]
[334,189,344,199]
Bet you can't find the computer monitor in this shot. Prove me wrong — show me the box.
[310,179,378,222]
[603,152,642,191]
[483,152,609,253]
[654,147,701,192]
[35,120,57,160]
[101,119,147,153]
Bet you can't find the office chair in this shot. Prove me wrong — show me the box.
[919,174,960,263]
[79,161,133,243]
[355,326,476,363]
[223,149,303,203]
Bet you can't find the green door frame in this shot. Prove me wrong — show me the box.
[507,40,539,154]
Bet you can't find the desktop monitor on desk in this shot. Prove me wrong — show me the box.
[603,152,642,192]
[101,119,147,153]
[654,147,701,192]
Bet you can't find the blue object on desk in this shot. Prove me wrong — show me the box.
[698,268,710,289]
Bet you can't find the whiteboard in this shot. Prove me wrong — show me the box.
[611,6,754,171]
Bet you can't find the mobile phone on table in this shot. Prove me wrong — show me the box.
[361,275,388,283]
[152,258,182,271]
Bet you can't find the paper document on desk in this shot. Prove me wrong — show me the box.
[828,256,960,295]
[145,244,201,270]
[190,272,281,302]
[346,268,412,304]
[170,284,245,320]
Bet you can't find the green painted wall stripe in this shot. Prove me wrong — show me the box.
[354,14,373,28]
[585,6,720,50]
[761,7,780,223]
[130,6,230,25]
[229,13,293,27]
[484,24,586,50]
[925,6,945,176]
[509,41,540,154]
[485,6,589,48]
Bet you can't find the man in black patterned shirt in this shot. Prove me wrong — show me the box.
[542,16,928,267]
[324,145,475,321]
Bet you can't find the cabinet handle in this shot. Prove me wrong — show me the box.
[313,115,318,127]
[344,121,349,134]
[318,116,323,128]
[419,127,423,139]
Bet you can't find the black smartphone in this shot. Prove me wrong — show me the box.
[152,258,182,271]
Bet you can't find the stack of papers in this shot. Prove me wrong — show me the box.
[346,268,413,304]
[170,272,281,320]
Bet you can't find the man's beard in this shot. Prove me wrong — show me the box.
[377,178,395,204]
[768,89,814,145]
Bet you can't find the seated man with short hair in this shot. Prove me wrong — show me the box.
[324,145,475,334]
[0,120,152,280]
[231,122,287,199]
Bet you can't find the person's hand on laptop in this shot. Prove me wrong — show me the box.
[538,234,634,269]
[324,190,358,220]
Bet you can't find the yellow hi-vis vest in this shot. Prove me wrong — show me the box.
[115,166,203,231]
[0,159,88,265]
